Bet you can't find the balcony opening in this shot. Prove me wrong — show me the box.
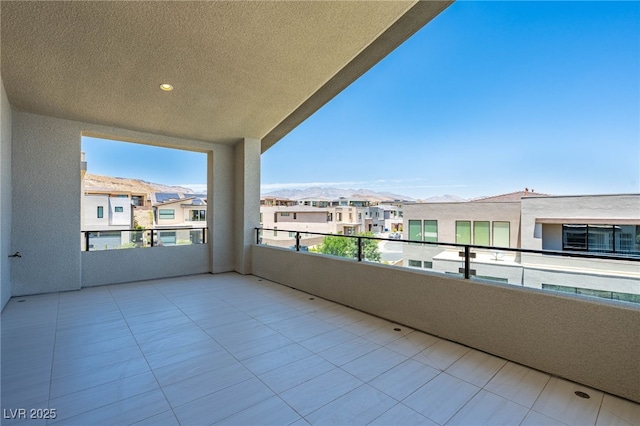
[81,136,207,251]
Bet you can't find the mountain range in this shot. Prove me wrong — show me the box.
[261,187,469,203]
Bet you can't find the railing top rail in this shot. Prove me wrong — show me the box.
[255,227,640,262]
[83,227,208,233]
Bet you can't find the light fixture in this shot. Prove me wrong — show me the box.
[160,83,173,92]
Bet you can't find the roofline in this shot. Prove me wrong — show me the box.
[261,0,453,152]
[521,193,640,200]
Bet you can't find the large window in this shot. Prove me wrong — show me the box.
[159,209,175,220]
[408,220,422,241]
[493,222,510,248]
[456,221,471,245]
[423,220,438,243]
[190,210,206,221]
[563,225,587,250]
[158,231,176,246]
[473,221,490,246]
[563,224,640,255]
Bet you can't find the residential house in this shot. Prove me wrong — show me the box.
[402,191,639,301]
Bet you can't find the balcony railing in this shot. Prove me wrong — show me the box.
[82,227,207,251]
[256,227,640,304]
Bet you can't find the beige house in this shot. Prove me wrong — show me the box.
[153,197,207,246]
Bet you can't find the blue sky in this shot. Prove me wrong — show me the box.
[83,1,639,200]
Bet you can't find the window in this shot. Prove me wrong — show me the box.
[132,195,144,207]
[423,261,433,268]
[281,212,290,217]
[408,259,421,267]
[473,221,490,246]
[327,213,333,222]
[190,230,203,244]
[293,213,297,220]
[542,284,639,304]
[423,220,437,243]
[274,213,278,223]
[408,220,421,241]
[493,222,510,248]
[97,206,104,218]
[159,209,175,220]
[158,231,176,246]
[190,210,206,221]
[338,213,343,221]
[114,206,124,213]
[456,221,471,245]
[562,224,640,255]
[563,224,587,250]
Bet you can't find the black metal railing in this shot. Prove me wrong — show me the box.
[82,227,207,251]
[255,227,640,304]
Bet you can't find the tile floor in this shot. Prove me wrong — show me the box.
[1,273,638,426]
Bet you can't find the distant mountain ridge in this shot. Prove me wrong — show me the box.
[84,173,195,195]
[262,187,415,202]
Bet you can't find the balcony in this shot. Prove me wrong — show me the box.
[2,272,638,425]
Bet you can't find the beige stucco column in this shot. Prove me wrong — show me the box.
[233,138,261,274]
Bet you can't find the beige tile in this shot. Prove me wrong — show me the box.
[258,354,335,394]
[152,349,239,387]
[447,389,529,425]
[52,388,170,426]
[370,359,439,401]
[596,394,640,426]
[318,336,381,366]
[521,410,568,426]
[241,342,313,375]
[162,362,253,407]
[216,396,302,425]
[305,384,397,425]
[369,403,438,426]
[532,377,604,425]
[403,373,480,424]
[445,349,506,387]
[384,330,441,357]
[173,377,275,425]
[413,338,470,371]
[49,357,150,399]
[341,347,408,382]
[298,328,358,353]
[129,410,180,426]
[49,371,159,423]
[484,361,550,408]
[280,368,363,416]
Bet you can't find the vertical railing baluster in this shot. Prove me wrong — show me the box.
[357,236,363,261]
[85,231,90,252]
[296,232,301,251]
[464,245,471,279]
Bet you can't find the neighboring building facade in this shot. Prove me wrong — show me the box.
[402,192,640,302]
[82,193,133,250]
[153,196,208,246]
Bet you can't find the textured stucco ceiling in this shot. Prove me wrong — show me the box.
[1,1,451,152]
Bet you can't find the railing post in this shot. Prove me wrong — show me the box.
[150,230,154,247]
[85,231,90,252]
[295,232,301,251]
[464,245,471,279]
[357,236,363,261]
[256,228,260,245]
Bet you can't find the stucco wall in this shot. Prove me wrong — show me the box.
[252,244,640,403]
[10,111,234,297]
[233,138,260,274]
[521,194,640,251]
[403,202,521,248]
[0,78,12,311]
[82,244,210,287]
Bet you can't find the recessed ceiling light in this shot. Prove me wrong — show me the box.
[160,83,173,91]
